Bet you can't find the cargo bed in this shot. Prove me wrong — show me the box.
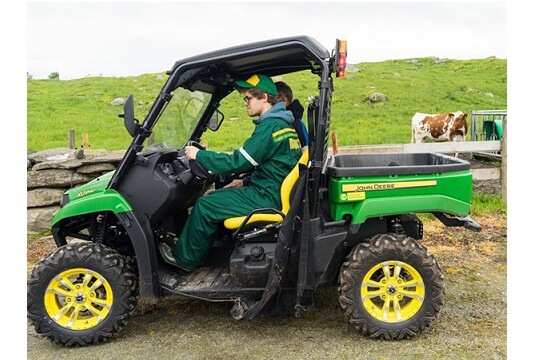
[327,153,473,224]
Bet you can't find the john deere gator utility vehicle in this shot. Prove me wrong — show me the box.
[27,36,481,346]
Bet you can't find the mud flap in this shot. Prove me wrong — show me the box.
[432,212,482,232]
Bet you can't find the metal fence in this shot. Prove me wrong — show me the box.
[470,110,507,141]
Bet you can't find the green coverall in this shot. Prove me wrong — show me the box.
[171,101,303,270]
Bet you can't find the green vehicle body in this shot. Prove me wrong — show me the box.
[51,172,132,226]
[329,171,472,224]
[329,172,472,224]
[28,36,482,346]
[326,153,473,224]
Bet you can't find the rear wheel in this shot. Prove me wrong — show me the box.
[338,233,444,339]
[27,242,138,346]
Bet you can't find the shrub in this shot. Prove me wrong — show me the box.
[48,72,60,80]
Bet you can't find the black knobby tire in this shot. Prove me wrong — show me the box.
[338,233,444,340]
[27,242,139,346]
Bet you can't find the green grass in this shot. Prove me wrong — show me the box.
[27,74,164,150]
[471,193,507,216]
[27,57,506,152]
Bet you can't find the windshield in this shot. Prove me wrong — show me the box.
[146,87,212,150]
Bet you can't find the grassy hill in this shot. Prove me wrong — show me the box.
[27,57,507,152]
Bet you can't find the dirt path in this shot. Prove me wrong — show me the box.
[26,215,507,359]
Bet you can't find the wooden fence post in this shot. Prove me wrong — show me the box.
[332,132,339,155]
[501,118,507,204]
[81,133,90,149]
[68,130,75,149]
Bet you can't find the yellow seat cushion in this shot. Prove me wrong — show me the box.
[224,149,309,230]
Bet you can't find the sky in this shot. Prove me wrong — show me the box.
[26,1,508,80]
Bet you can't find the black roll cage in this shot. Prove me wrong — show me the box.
[108,36,336,219]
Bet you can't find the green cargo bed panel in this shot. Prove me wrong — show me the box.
[327,153,473,223]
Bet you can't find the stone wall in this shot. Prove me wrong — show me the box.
[27,148,125,233]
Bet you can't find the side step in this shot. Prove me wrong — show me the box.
[159,266,265,300]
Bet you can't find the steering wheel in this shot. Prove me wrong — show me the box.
[186,141,214,180]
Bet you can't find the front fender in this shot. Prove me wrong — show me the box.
[51,190,161,298]
[51,189,132,227]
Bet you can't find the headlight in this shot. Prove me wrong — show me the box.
[60,193,70,208]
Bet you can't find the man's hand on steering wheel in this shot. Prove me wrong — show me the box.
[184,145,200,160]
[185,141,214,180]
[185,140,207,160]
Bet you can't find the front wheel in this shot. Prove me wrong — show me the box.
[338,233,444,339]
[27,242,138,346]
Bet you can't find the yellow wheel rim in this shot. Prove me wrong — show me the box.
[361,261,424,323]
[44,268,113,331]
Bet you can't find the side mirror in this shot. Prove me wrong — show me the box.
[119,93,139,137]
[207,109,224,131]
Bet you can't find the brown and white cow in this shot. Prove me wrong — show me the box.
[411,111,468,144]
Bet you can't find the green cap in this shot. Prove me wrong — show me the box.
[235,74,278,96]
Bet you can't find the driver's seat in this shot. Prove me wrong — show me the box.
[223,149,309,230]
